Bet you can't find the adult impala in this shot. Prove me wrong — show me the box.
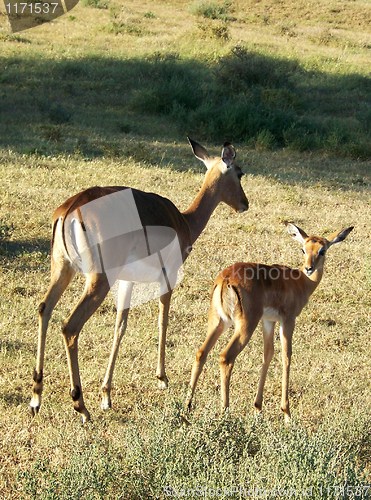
[186,222,353,422]
[30,138,249,422]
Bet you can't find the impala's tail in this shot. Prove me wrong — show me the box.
[212,278,240,325]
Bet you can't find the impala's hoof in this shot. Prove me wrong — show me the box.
[101,398,112,411]
[100,385,112,411]
[283,414,291,426]
[185,392,194,412]
[180,414,191,426]
[157,377,169,390]
[29,404,40,417]
[30,395,41,417]
[75,408,90,425]
[281,406,291,425]
[254,401,262,413]
[81,416,90,424]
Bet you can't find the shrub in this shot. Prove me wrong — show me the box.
[81,0,109,8]
[0,220,14,240]
[144,11,156,19]
[283,122,322,152]
[48,104,71,124]
[190,0,234,21]
[215,46,298,91]
[128,56,204,115]
[255,129,277,150]
[197,20,231,40]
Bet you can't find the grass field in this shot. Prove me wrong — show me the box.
[0,0,370,498]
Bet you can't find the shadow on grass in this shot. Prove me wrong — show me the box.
[0,238,50,273]
[0,239,50,259]
[0,339,24,352]
[0,390,29,406]
[0,49,370,182]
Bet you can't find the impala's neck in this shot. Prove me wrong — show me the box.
[301,263,324,295]
[182,174,220,244]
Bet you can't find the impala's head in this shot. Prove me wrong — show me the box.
[286,222,354,277]
[188,137,249,213]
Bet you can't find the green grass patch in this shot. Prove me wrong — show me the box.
[16,406,370,498]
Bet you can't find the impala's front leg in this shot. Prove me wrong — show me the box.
[279,321,294,424]
[101,281,133,410]
[157,291,172,389]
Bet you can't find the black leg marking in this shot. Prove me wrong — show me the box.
[33,369,43,384]
[71,386,81,401]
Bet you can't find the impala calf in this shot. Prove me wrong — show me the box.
[30,138,249,422]
[186,222,353,422]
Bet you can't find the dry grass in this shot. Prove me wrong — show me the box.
[0,145,370,495]
[1,0,370,67]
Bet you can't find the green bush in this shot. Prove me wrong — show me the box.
[215,46,299,90]
[0,220,14,240]
[48,104,71,125]
[81,0,109,8]
[197,20,231,40]
[255,129,277,150]
[128,55,204,115]
[190,0,234,21]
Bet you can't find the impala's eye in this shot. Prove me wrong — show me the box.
[318,247,326,256]
[302,248,305,254]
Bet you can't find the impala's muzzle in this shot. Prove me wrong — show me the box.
[238,199,249,212]
[235,191,249,212]
[305,266,314,276]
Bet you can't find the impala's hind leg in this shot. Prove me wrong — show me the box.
[254,319,275,415]
[101,280,133,410]
[62,273,110,423]
[30,258,75,416]
[219,314,260,410]
[186,308,228,411]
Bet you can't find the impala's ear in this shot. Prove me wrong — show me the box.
[285,222,308,244]
[221,142,236,167]
[187,137,211,168]
[327,226,354,247]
